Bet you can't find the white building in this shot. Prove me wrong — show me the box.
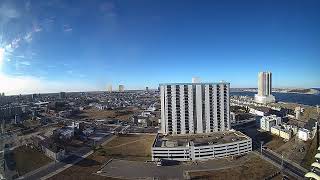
[107,85,112,92]
[298,128,311,141]
[254,72,275,104]
[230,112,236,124]
[260,115,281,131]
[119,85,125,92]
[159,81,230,135]
[295,106,304,120]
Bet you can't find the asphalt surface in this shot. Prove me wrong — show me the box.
[261,149,307,178]
[97,155,252,179]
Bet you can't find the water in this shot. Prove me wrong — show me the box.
[230,91,320,106]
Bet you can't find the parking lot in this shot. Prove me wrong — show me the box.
[96,154,253,179]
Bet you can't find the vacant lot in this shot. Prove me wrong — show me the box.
[50,134,155,179]
[79,108,139,121]
[99,134,156,161]
[49,153,116,180]
[265,135,286,150]
[188,155,281,180]
[13,145,52,175]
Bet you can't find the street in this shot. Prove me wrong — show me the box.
[19,134,115,180]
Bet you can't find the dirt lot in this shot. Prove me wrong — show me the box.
[265,135,287,150]
[77,107,140,121]
[50,134,155,180]
[49,154,116,180]
[98,134,156,161]
[13,145,52,175]
[187,155,281,180]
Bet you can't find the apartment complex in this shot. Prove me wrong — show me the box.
[119,85,125,92]
[255,72,275,104]
[159,82,230,135]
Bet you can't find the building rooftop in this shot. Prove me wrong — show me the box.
[154,131,250,148]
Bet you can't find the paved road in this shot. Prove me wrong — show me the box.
[261,149,307,178]
[19,134,114,180]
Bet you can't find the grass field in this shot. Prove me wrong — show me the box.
[98,134,156,161]
[13,145,52,175]
[188,154,281,180]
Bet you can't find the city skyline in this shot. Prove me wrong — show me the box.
[0,0,320,95]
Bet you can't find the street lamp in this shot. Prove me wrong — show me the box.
[260,141,264,154]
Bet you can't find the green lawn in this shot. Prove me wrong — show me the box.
[13,145,53,175]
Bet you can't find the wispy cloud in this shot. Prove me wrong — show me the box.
[19,61,31,66]
[63,25,72,32]
[33,25,42,32]
[24,32,32,43]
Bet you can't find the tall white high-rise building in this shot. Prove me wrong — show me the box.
[160,81,230,135]
[254,72,275,104]
[107,85,112,92]
[119,85,125,92]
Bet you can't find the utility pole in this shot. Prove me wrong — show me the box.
[281,153,284,169]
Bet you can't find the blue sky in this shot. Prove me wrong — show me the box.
[0,0,319,94]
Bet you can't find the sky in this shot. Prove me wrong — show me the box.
[0,0,319,95]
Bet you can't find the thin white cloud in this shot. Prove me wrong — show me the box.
[15,55,26,58]
[33,26,42,32]
[19,61,31,66]
[64,28,72,32]
[24,32,33,43]
[63,25,72,32]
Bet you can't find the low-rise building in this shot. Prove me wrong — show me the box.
[249,107,271,116]
[40,140,66,161]
[260,115,281,131]
[270,126,292,140]
[54,127,74,139]
[298,128,311,141]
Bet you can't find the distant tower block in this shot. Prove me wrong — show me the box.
[59,92,66,99]
[146,87,149,91]
[192,77,201,83]
[254,72,275,104]
[119,85,125,92]
[295,106,303,120]
[107,85,112,92]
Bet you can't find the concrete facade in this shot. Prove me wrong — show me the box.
[152,132,252,161]
[159,82,230,135]
[260,115,281,131]
[255,72,275,104]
